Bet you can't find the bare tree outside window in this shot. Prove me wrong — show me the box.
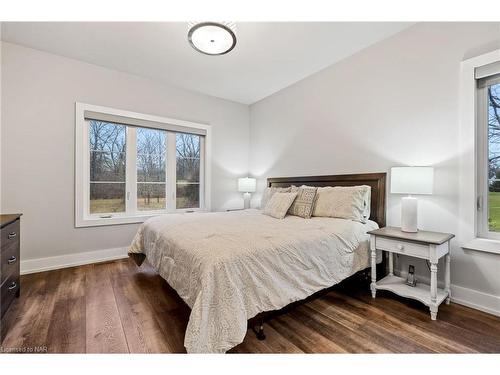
[88,120,202,214]
[488,83,500,231]
[176,133,201,209]
[89,121,126,214]
[137,128,167,210]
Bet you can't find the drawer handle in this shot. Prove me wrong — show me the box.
[7,256,17,265]
[397,244,405,250]
[8,282,17,291]
[8,232,17,240]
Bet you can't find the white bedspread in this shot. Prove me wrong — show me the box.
[129,209,378,353]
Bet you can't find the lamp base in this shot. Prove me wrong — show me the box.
[243,192,251,209]
[401,196,418,233]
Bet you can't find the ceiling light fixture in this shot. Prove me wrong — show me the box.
[188,22,237,56]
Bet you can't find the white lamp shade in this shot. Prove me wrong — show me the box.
[238,177,256,193]
[391,166,434,195]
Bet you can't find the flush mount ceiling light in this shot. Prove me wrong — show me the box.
[188,22,237,56]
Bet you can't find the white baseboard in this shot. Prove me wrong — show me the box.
[20,247,129,275]
[398,270,500,317]
[451,284,500,317]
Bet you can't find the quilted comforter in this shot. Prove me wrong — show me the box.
[129,209,378,353]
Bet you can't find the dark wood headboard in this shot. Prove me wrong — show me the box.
[267,172,386,227]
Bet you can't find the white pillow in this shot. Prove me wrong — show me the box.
[260,186,292,209]
[312,185,371,223]
[263,192,298,219]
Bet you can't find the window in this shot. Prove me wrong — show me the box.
[75,103,211,227]
[89,121,127,214]
[176,133,201,209]
[136,127,167,211]
[476,61,500,240]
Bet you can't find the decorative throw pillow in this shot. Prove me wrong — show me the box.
[288,185,318,218]
[263,192,298,219]
[312,185,371,223]
[260,186,292,209]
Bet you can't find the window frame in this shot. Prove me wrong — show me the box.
[476,69,500,241]
[75,102,211,227]
[458,49,500,255]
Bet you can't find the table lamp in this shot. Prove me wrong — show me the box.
[238,177,256,209]
[390,166,434,232]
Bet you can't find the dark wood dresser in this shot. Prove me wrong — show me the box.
[1,214,21,341]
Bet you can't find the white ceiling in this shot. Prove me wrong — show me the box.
[1,22,413,104]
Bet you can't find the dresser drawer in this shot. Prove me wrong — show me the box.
[1,220,20,254]
[376,236,429,259]
[1,220,20,285]
[1,271,19,319]
[1,237,19,285]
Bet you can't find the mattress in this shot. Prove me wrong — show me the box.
[129,209,379,353]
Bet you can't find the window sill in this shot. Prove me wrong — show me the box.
[76,209,206,228]
[462,238,500,255]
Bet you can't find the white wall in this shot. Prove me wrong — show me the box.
[249,22,500,315]
[1,42,249,263]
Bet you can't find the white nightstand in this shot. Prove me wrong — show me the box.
[368,227,455,320]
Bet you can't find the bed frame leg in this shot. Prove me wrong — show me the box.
[363,269,370,283]
[253,321,266,341]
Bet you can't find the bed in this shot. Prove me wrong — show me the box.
[128,173,386,353]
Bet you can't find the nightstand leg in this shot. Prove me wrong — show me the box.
[370,237,377,298]
[430,306,438,320]
[430,262,438,320]
[388,251,393,276]
[445,253,451,304]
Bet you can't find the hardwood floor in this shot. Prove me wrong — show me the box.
[1,258,499,353]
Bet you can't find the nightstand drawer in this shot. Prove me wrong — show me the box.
[376,237,429,259]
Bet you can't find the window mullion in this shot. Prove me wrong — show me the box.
[199,136,205,210]
[83,121,90,218]
[126,127,137,215]
[477,86,486,237]
[167,132,177,212]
